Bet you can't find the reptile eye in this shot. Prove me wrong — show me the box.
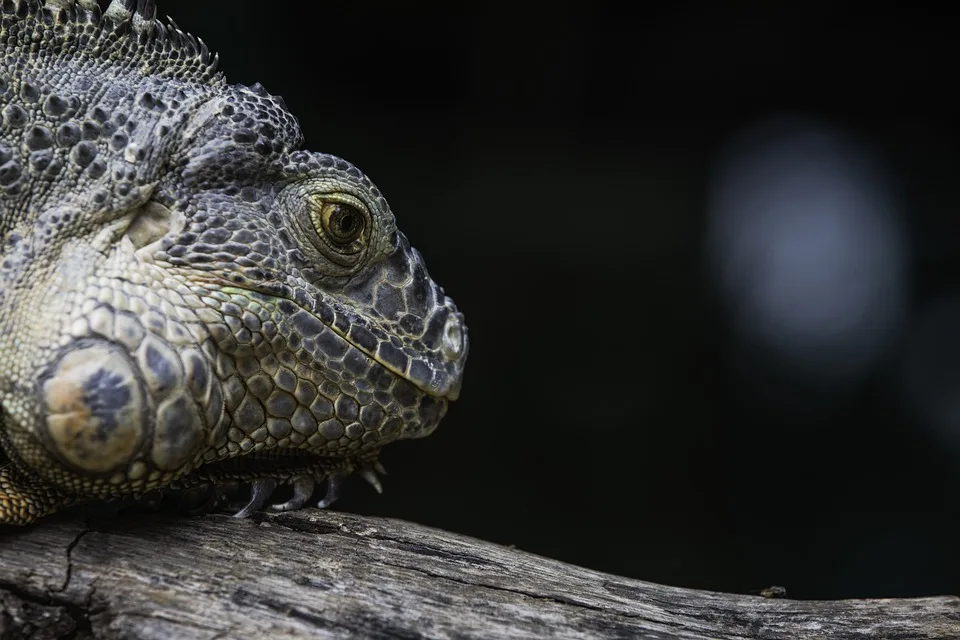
[320,203,365,244]
[297,191,374,268]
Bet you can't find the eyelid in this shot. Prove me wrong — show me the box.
[308,192,369,215]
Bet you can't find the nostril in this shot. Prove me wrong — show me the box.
[441,313,464,361]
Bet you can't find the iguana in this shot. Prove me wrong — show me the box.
[0,0,468,525]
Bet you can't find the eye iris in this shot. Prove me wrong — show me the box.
[323,203,364,242]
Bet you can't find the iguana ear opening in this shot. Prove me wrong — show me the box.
[122,200,185,260]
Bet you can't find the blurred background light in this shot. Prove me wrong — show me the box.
[706,117,908,386]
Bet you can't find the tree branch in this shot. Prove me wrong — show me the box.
[1,509,957,639]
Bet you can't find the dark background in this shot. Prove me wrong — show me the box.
[165,1,958,600]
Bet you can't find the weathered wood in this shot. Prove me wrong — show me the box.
[0,509,957,639]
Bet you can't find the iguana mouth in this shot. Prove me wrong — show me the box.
[186,274,467,401]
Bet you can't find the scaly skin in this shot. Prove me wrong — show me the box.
[0,0,467,525]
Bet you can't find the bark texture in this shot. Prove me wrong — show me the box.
[0,509,957,639]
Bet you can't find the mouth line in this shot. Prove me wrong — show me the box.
[190,276,456,399]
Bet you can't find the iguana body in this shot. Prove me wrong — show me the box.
[0,0,467,525]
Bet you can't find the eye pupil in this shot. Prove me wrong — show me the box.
[336,210,356,233]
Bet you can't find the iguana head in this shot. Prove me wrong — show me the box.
[0,0,467,523]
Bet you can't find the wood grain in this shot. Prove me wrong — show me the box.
[1,509,957,639]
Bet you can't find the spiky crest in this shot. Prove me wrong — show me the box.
[0,0,222,85]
